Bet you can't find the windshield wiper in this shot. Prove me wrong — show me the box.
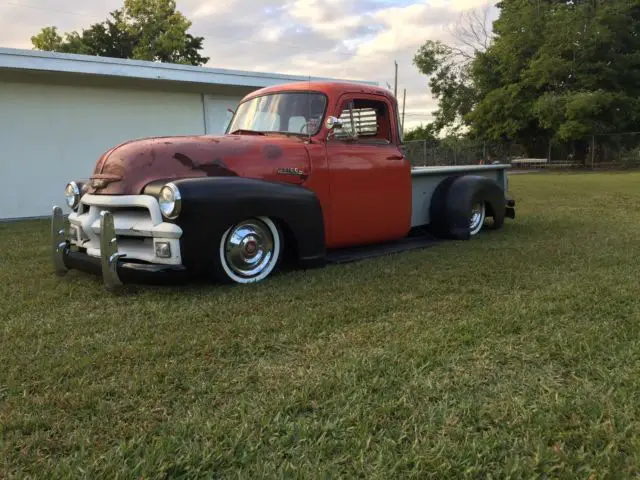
[228,129,266,136]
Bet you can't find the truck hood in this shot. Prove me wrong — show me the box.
[86,134,311,195]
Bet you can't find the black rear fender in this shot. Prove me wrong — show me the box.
[429,174,507,240]
[144,177,326,271]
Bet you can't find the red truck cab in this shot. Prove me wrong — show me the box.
[52,81,515,289]
[232,81,413,249]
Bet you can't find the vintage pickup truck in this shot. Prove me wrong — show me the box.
[51,81,515,290]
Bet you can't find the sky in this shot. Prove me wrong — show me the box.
[0,0,497,130]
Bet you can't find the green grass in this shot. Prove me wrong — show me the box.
[2,172,640,478]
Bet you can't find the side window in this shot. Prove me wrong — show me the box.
[333,98,392,144]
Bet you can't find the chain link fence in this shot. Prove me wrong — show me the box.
[402,139,480,167]
[402,138,531,167]
[403,132,640,170]
[587,133,640,169]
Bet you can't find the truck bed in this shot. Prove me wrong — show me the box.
[410,163,510,228]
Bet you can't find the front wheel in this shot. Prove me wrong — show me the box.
[216,216,282,284]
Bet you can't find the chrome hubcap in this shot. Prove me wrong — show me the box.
[470,202,485,233]
[224,219,274,278]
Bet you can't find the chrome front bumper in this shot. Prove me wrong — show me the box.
[51,206,188,290]
[52,205,125,290]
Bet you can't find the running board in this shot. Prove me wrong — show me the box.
[325,232,442,265]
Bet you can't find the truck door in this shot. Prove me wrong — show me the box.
[325,94,412,249]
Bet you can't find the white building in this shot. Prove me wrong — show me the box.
[0,47,374,220]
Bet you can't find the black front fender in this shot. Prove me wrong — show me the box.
[145,177,326,272]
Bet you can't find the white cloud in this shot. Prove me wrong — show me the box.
[446,0,495,11]
[0,0,498,129]
[288,0,344,23]
[190,3,227,18]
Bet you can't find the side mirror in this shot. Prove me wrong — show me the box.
[325,116,342,130]
[325,116,343,141]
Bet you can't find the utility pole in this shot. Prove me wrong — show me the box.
[394,61,398,98]
[401,88,406,133]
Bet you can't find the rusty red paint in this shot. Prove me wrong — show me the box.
[86,81,411,249]
[86,134,311,195]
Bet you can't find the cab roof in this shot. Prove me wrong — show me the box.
[241,81,396,104]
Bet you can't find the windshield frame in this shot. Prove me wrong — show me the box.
[225,90,329,137]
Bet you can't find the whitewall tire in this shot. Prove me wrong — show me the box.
[218,216,282,284]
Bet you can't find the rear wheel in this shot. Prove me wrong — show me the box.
[469,201,486,236]
[217,216,282,284]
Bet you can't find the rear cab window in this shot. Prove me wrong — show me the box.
[332,97,394,144]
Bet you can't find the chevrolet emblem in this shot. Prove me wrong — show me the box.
[277,167,306,177]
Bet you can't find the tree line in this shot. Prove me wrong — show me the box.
[407,0,640,162]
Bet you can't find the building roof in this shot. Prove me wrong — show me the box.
[0,47,377,89]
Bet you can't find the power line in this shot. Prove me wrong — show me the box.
[401,87,406,130]
[393,60,398,98]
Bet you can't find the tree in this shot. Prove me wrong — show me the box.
[403,123,439,143]
[524,0,640,139]
[31,27,65,52]
[30,0,208,66]
[466,0,549,152]
[412,5,495,135]
[414,0,640,160]
[468,0,640,155]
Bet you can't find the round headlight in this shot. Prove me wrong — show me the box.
[64,181,80,210]
[159,183,181,219]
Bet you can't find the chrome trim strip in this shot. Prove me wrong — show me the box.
[79,194,164,225]
[410,164,511,177]
[51,206,69,276]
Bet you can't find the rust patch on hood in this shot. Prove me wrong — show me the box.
[173,153,238,177]
[86,134,310,195]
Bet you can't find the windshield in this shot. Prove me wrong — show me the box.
[227,92,327,136]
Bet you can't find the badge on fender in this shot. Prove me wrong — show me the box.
[277,167,307,178]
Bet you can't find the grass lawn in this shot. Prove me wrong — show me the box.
[1,172,640,478]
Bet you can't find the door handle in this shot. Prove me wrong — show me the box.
[386,154,404,160]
